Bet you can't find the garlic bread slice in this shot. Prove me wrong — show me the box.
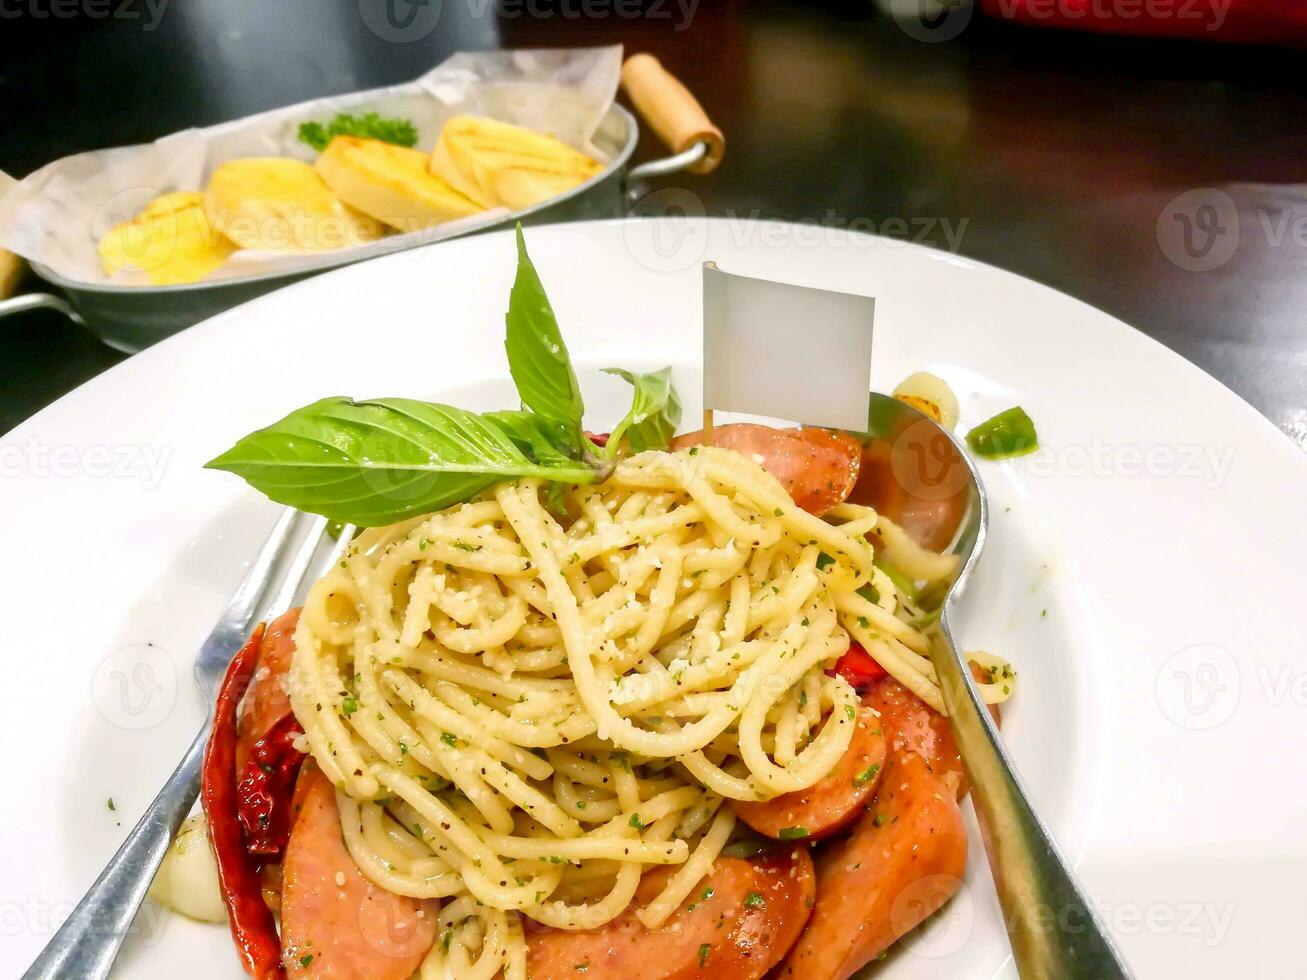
[203,157,384,251]
[98,191,235,285]
[315,136,481,232]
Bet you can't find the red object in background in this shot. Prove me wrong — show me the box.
[978,0,1307,44]
[829,641,888,694]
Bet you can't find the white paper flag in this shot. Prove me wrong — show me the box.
[702,263,875,431]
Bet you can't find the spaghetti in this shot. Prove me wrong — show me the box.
[288,445,1012,976]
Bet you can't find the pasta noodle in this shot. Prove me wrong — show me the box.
[288,445,1013,972]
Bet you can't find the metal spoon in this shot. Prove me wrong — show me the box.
[860,392,1133,979]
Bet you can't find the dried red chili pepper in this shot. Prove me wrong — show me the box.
[237,712,305,861]
[829,641,888,694]
[202,624,286,979]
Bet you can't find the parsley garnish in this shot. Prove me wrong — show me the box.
[298,112,419,152]
[743,891,765,908]
[778,826,810,840]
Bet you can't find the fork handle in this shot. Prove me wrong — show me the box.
[23,722,210,980]
[934,611,1133,979]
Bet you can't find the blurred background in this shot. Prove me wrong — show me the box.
[1,0,1304,442]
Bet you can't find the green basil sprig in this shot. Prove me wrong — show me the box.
[505,225,586,455]
[207,225,682,527]
[604,367,681,454]
[206,397,597,527]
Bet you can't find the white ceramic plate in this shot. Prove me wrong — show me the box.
[2,219,1304,979]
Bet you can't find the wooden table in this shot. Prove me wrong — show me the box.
[2,1,1304,442]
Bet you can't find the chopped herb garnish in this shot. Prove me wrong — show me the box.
[844,704,856,721]
[106,798,116,812]
[778,826,810,840]
[773,507,784,517]
[629,813,646,830]
[853,763,880,788]
[743,891,765,909]
[698,943,712,966]
[341,695,359,717]
[856,582,880,604]
[299,953,314,967]
[440,731,458,747]
[815,552,835,571]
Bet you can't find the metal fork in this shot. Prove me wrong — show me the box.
[23,509,352,980]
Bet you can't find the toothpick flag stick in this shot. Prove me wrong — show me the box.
[701,262,875,432]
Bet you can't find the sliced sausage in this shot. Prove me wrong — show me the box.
[732,704,886,841]
[776,752,968,980]
[672,424,860,515]
[847,429,968,553]
[526,849,815,980]
[863,670,999,799]
[236,608,301,772]
[280,761,438,978]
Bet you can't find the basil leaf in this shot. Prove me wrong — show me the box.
[966,406,1038,460]
[205,396,597,526]
[604,367,682,453]
[485,410,575,468]
[505,225,584,453]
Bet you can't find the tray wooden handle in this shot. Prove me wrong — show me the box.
[0,249,24,300]
[621,54,724,175]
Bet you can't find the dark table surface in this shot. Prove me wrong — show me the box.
[2,0,1304,443]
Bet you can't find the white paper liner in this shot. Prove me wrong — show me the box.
[0,46,621,287]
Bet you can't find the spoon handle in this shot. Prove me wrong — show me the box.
[934,611,1133,979]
